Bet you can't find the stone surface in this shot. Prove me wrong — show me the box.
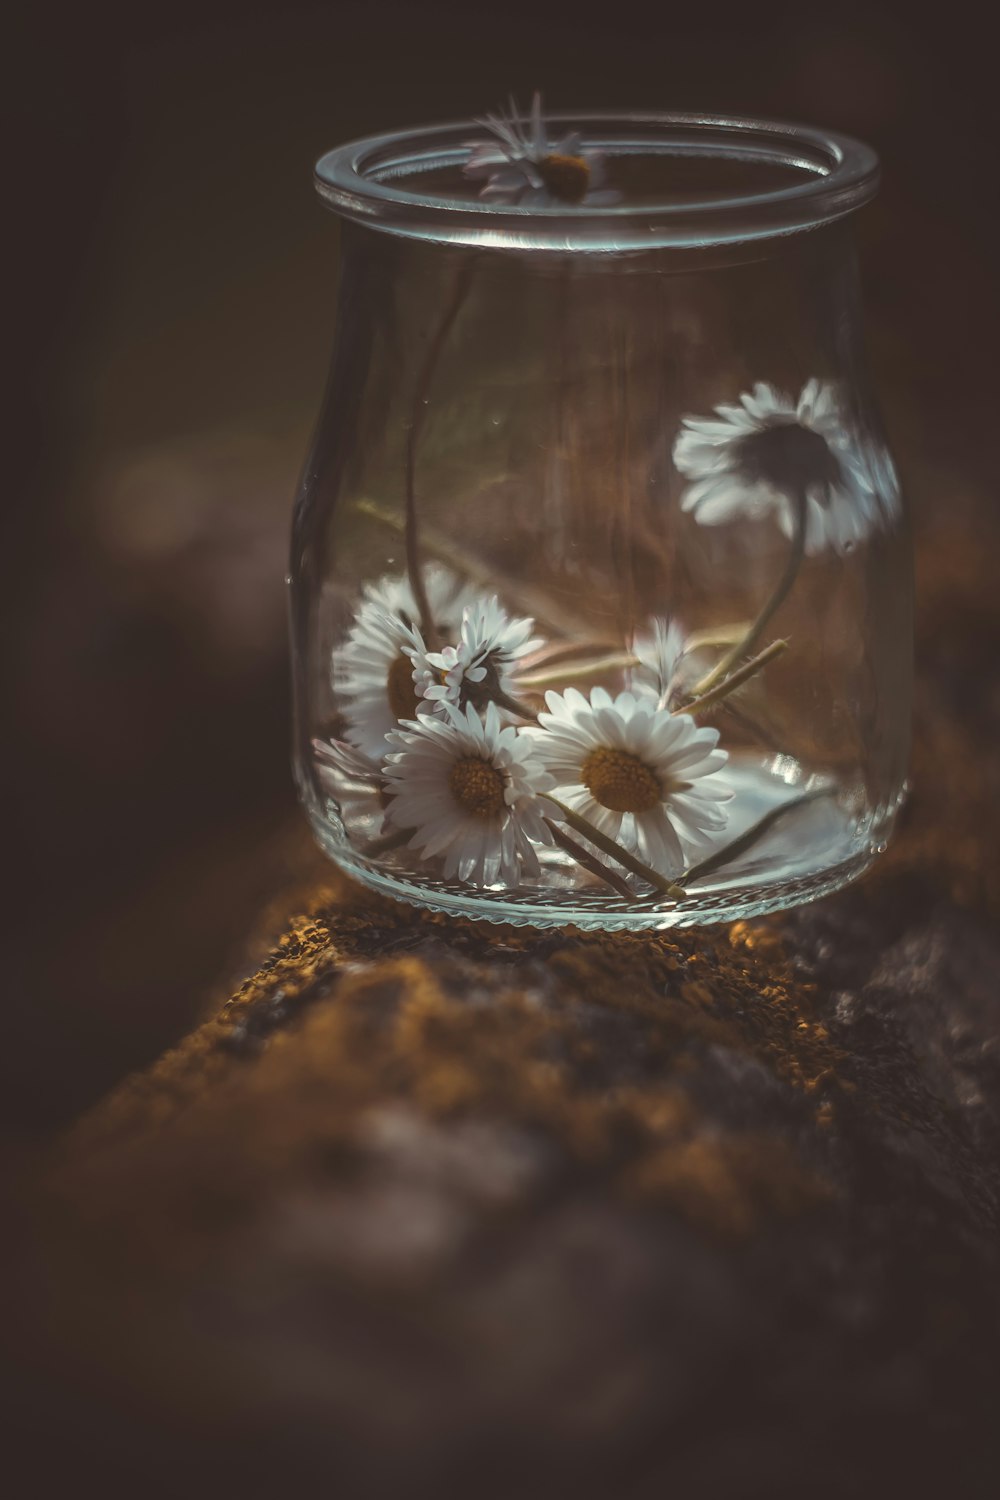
[7,533,1000,1498]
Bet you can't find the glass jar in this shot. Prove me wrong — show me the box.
[289,109,911,930]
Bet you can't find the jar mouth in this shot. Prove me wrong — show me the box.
[314,111,879,253]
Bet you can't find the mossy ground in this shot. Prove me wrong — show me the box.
[8,529,1000,1498]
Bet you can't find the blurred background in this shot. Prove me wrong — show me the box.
[6,0,997,1132]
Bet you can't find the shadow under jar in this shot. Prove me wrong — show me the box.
[289,111,912,930]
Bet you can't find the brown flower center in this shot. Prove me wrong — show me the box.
[448,756,507,819]
[538,152,590,204]
[581,746,663,813]
[386,652,419,720]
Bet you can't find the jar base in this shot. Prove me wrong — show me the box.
[321,841,887,931]
[303,757,902,930]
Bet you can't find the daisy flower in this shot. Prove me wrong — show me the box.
[464,92,620,207]
[383,701,556,888]
[335,567,480,760]
[673,379,889,556]
[629,618,691,709]
[532,688,732,877]
[336,603,427,761]
[411,596,543,713]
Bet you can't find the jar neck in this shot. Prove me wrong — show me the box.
[316,111,879,254]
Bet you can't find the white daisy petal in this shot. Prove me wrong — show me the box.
[638,808,685,872]
[674,437,735,476]
[694,480,772,526]
[518,832,541,880]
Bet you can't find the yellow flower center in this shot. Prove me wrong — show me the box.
[539,152,590,203]
[386,652,419,720]
[448,756,507,819]
[581,746,663,813]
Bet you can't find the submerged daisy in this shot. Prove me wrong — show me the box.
[336,603,427,761]
[335,567,481,760]
[411,596,542,713]
[464,92,620,207]
[383,701,555,888]
[673,379,889,556]
[532,688,732,876]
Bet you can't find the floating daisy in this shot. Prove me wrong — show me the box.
[335,567,481,760]
[464,92,620,207]
[411,596,542,713]
[629,618,690,709]
[531,687,732,876]
[673,379,888,556]
[383,701,555,888]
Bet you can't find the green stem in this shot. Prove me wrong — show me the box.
[685,621,753,652]
[550,798,687,901]
[544,818,634,900]
[518,651,640,690]
[679,639,788,717]
[404,259,476,648]
[491,688,540,722]
[691,485,808,697]
[680,788,833,886]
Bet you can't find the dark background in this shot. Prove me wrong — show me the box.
[6,0,997,1132]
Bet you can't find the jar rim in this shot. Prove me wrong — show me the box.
[314,110,879,253]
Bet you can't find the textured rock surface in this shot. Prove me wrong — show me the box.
[8,534,1000,1498]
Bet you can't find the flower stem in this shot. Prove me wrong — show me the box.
[544,817,634,900]
[520,638,621,670]
[680,787,833,885]
[690,484,808,697]
[355,500,592,640]
[404,258,476,648]
[685,621,753,652]
[518,651,640,690]
[549,798,687,901]
[491,688,540,722]
[679,639,788,717]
